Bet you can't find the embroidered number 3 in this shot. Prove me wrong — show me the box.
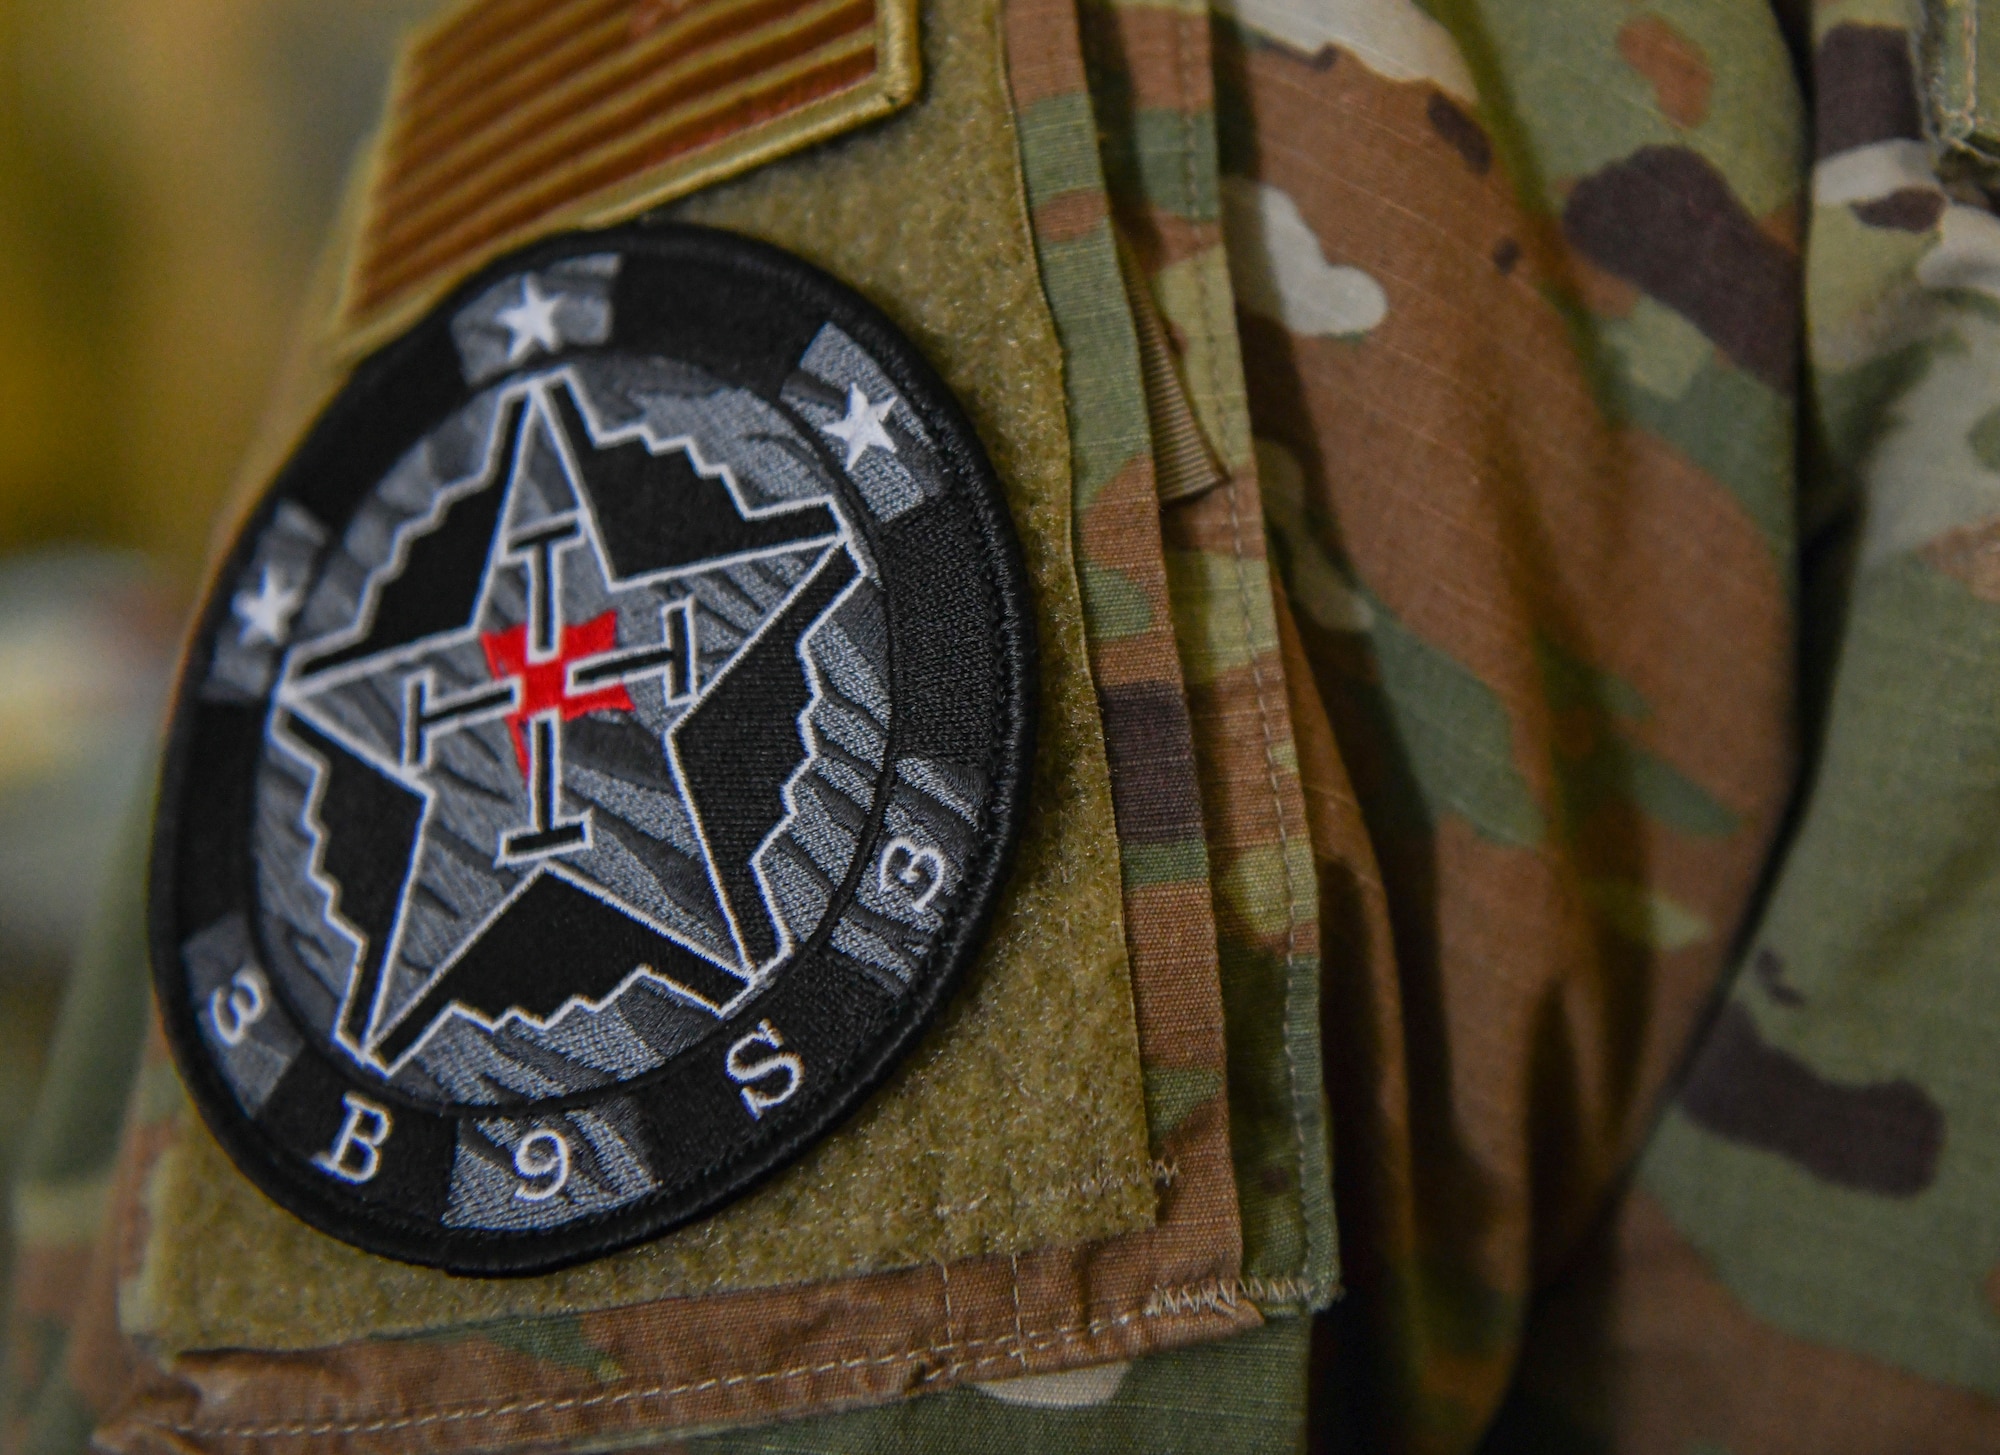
[208,966,269,1047]
[725,1020,804,1119]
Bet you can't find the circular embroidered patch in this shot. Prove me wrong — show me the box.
[150,224,1036,1275]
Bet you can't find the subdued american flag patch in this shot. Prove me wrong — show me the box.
[335,0,920,348]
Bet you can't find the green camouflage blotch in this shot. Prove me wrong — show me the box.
[1120,837,1209,890]
[1163,550,1282,681]
[1143,1065,1224,1143]
[1967,403,2000,473]
[1101,109,1222,223]
[1014,93,1109,203]
[1538,635,1739,840]
[1538,632,1649,721]
[1216,841,1315,942]
[1579,878,1711,950]
[1077,557,1157,638]
[1035,234,1153,507]
[461,1315,624,1382]
[1215,933,1310,1279]
[1601,294,1714,401]
[1365,598,1545,848]
[1816,336,1949,485]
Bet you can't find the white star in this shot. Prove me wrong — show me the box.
[494,276,563,364]
[821,383,898,471]
[233,567,305,647]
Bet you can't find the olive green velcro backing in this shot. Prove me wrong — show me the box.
[122,0,1153,1355]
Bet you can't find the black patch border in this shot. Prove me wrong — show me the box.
[149,222,1037,1276]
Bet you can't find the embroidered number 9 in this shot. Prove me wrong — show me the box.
[878,836,945,911]
[512,1129,572,1202]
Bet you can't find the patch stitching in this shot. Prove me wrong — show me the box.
[1219,471,1316,1279]
[150,222,1038,1275]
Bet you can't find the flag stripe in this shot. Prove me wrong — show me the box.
[339,0,915,342]
[356,37,877,311]
[380,0,848,219]
[398,4,636,150]
[365,11,875,285]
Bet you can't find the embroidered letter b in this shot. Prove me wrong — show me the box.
[312,1093,393,1183]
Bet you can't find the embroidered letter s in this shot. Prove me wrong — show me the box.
[725,1020,804,1119]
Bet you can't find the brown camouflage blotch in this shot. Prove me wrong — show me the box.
[1425,93,1491,175]
[1002,0,1090,109]
[1078,457,1179,676]
[1079,1,1212,116]
[1850,188,1947,231]
[1151,1092,1241,1232]
[1616,15,1713,129]
[1031,188,1112,244]
[1509,1191,2000,1454]
[1564,146,1798,391]
[1182,669,1302,845]
[1815,24,1924,159]
[1091,627,1196,697]
[1123,880,1233,1064]
[1678,1002,1944,1197]
[1922,515,2000,601]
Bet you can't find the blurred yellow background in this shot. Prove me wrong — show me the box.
[0,0,439,588]
[0,3,441,1259]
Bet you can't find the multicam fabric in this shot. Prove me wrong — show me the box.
[1079,0,1338,1313]
[1495,3,2000,1449]
[1203,0,1801,1445]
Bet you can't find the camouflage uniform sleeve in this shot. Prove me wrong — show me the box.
[1206,0,1804,1446]
[1500,4,2000,1449]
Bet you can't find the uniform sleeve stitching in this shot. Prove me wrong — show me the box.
[130,1294,1243,1440]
